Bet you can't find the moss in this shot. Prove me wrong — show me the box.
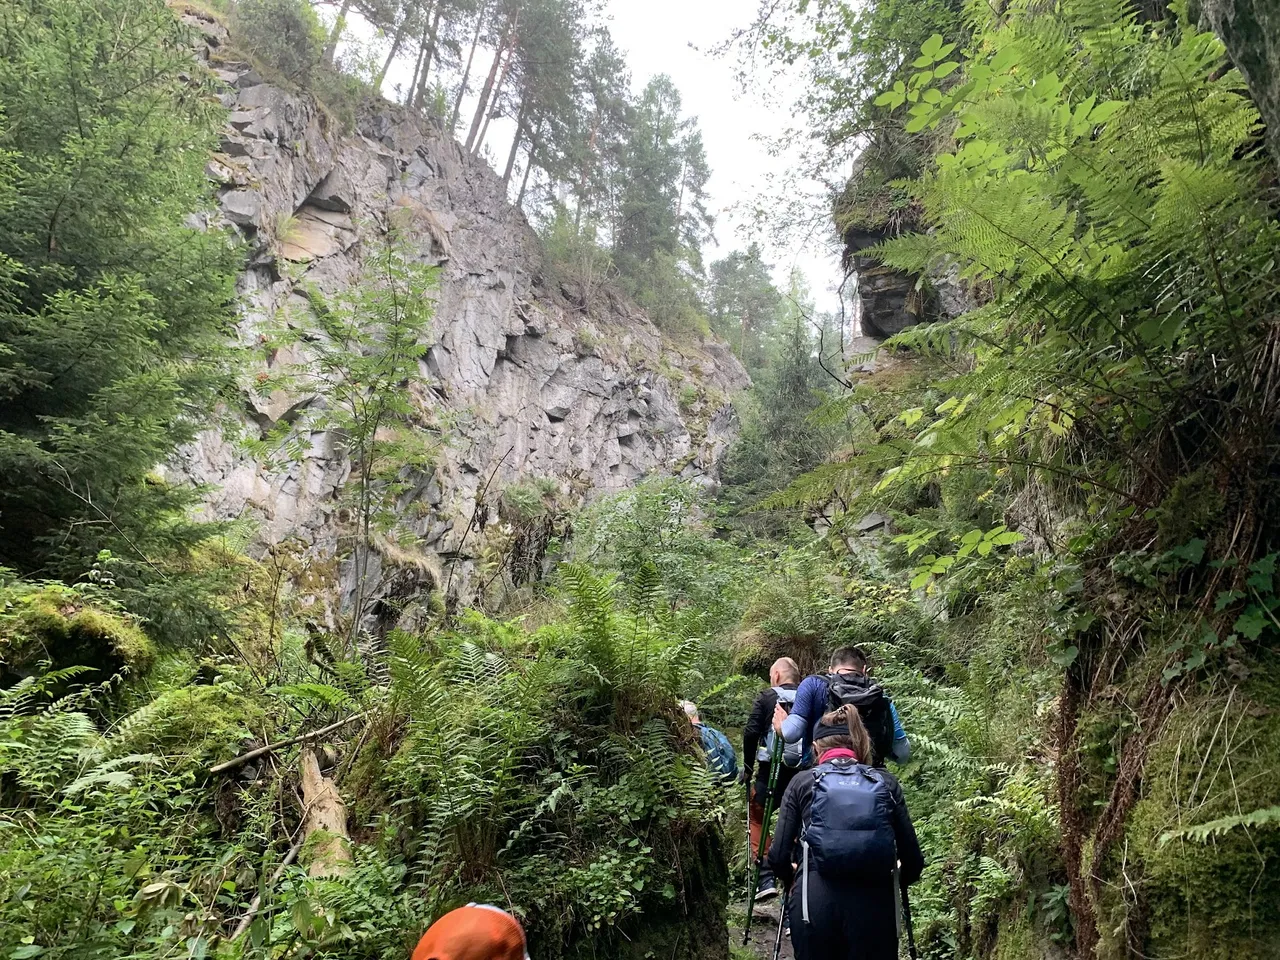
[1120,658,1280,960]
[68,608,155,671]
[1,587,156,677]
[990,908,1037,960]
[111,684,267,762]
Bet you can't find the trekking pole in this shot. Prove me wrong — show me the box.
[771,883,788,960]
[745,778,753,879]
[901,885,918,960]
[743,736,784,943]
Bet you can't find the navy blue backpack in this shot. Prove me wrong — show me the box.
[800,758,897,919]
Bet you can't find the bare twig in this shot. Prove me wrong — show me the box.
[209,712,369,776]
[443,445,514,603]
[229,839,303,941]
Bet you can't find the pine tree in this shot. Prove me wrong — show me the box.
[0,0,239,616]
[705,244,784,374]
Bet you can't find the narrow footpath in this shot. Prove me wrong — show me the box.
[730,898,795,960]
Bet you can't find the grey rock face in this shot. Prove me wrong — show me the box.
[845,226,979,340]
[173,12,749,617]
[1201,0,1280,171]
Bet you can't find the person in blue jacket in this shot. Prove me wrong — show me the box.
[772,646,909,767]
[682,699,738,781]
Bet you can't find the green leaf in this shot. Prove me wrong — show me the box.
[1247,553,1277,590]
[1234,606,1267,641]
[1214,589,1244,612]
[1170,539,1206,565]
[1088,101,1125,124]
[1052,645,1079,667]
[933,61,960,78]
[920,33,944,61]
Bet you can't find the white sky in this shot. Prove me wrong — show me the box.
[601,0,845,314]
[345,0,848,314]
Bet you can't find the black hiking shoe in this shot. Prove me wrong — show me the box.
[755,877,778,901]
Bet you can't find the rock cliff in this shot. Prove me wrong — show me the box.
[172,12,749,620]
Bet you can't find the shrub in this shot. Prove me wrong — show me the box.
[232,0,325,86]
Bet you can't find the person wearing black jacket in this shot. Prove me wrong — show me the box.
[741,656,805,901]
[767,704,925,960]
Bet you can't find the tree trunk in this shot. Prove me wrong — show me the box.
[574,110,600,229]
[323,0,353,66]
[465,12,514,153]
[450,0,488,132]
[373,20,409,95]
[413,2,445,109]
[471,13,518,156]
[299,748,351,877]
[405,25,430,107]
[502,97,528,188]
[516,136,537,208]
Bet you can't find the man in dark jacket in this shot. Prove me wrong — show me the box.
[773,646,910,766]
[741,656,806,902]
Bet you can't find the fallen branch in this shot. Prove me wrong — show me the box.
[209,712,369,776]
[299,747,351,877]
[229,839,303,941]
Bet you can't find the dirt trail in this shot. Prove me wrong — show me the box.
[729,898,795,960]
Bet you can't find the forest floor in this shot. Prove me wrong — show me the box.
[729,898,795,960]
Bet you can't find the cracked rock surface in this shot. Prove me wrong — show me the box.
[170,12,750,617]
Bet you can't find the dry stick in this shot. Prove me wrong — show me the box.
[442,445,514,603]
[229,839,303,941]
[209,712,369,776]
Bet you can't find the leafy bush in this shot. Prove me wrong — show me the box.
[232,0,325,86]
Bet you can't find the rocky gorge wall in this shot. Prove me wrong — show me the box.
[172,11,749,624]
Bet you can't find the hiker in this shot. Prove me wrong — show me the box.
[411,903,530,960]
[773,646,909,767]
[741,656,810,902]
[767,705,924,960]
[682,699,738,782]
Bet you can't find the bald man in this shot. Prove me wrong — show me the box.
[411,904,530,960]
[741,656,809,903]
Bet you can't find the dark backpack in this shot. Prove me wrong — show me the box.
[824,672,896,766]
[802,759,897,884]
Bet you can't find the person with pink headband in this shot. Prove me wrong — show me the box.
[767,704,924,960]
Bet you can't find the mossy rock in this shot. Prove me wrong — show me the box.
[1,587,156,678]
[110,684,266,762]
[1117,660,1280,959]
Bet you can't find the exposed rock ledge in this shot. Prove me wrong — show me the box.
[170,12,750,619]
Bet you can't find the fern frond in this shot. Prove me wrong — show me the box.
[1159,806,1280,846]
